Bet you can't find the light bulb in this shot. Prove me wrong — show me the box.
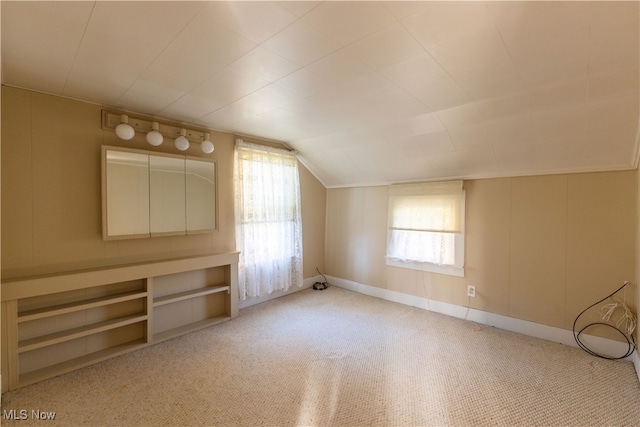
[201,133,214,154]
[146,122,163,146]
[175,129,189,151]
[115,115,135,140]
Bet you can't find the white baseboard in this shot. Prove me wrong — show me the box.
[327,275,635,363]
[633,350,640,383]
[238,275,322,310]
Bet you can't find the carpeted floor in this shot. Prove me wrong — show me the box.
[2,286,639,426]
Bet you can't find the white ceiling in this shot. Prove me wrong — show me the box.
[2,1,639,187]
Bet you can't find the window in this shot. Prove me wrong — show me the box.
[386,181,465,277]
[233,140,303,299]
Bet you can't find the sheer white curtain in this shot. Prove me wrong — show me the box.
[233,140,303,300]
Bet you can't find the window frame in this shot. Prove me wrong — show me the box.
[385,183,466,277]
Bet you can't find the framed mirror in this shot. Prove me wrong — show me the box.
[102,146,217,240]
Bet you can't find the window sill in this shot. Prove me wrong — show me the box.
[386,258,465,277]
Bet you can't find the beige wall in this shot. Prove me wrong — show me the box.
[326,172,637,336]
[637,168,640,354]
[0,86,325,280]
[299,161,327,278]
[1,8,3,393]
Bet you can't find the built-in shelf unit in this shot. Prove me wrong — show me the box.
[1,252,239,392]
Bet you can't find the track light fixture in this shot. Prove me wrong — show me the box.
[201,133,214,154]
[115,115,135,140]
[174,129,190,151]
[146,122,163,146]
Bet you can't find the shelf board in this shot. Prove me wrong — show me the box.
[153,315,230,343]
[19,339,147,388]
[18,291,148,322]
[18,315,148,353]
[153,285,229,307]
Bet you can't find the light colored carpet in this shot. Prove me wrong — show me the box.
[2,286,639,426]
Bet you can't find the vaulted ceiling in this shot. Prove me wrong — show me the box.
[2,1,639,187]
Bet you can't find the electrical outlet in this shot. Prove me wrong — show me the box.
[467,285,476,298]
